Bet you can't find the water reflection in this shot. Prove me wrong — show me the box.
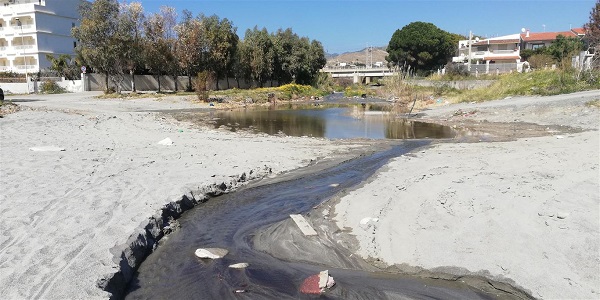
[207,107,454,140]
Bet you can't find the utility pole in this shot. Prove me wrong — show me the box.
[16,17,29,94]
[365,43,373,68]
[467,30,472,72]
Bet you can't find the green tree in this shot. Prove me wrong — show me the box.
[584,0,600,69]
[201,15,238,90]
[143,6,177,93]
[271,28,326,85]
[174,10,206,91]
[548,35,584,64]
[241,27,274,87]
[72,0,120,92]
[118,1,145,92]
[386,22,456,75]
[231,40,250,88]
[307,40,327,84]
[45,54,79,80]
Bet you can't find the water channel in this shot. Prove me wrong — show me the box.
[125,106,530,299]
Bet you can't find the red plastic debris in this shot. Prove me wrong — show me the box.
[299,274,321,294]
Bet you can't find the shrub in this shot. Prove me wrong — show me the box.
[444,62,470,79]
[40,80,66,94]
[194,71,209,101]
[528,54,555,69]
[277,83,312,99]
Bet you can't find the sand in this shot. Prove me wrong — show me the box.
[0,93,364,299]
[334,91,600,299]
[1,90,598,299]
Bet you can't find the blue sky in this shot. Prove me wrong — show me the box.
[134,0,595,54]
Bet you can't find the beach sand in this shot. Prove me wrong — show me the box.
[0,93,365,299]
[333,91,600,299]
[1,91,598,299]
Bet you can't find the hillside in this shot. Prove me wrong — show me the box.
[326,47,388,67]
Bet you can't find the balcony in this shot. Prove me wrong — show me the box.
[12,23,33,31]
[13,44,34,50]
[453,49,520,63]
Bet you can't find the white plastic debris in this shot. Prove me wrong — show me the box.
[29,146,65,152]
[157,137,173,145]
[229,263,249,269]
[194,248,228,259]
[359,217,379,229]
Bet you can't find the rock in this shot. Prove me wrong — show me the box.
[557,212,569,219]
[194,248,228,259]
[228,263,249,269]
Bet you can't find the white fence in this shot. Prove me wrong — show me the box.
[0,78,82,94]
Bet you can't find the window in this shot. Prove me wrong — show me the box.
[531,44,544,50]
[73,41,76,48]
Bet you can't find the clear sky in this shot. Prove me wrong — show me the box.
[133,0,595,54]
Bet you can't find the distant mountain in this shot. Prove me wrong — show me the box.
[325,52,339,59]
[326,47,388,67]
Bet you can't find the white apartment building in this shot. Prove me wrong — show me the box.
[0,0,82,74]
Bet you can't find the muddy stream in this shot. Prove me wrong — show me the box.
[125,137,533,299]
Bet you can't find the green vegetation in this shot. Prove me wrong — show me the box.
[40,80,67,94]
[46,54,80,80]
[72,0,327,94]
[585,99,600,108]
[343,85,375,97]
[211,83,325,103]
[386,22,460,76]
[454,69,600,103]
[377,66,600,112]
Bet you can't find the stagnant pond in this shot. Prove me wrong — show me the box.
[181,106,455,140]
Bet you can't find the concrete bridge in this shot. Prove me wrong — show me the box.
[320,66,398,83]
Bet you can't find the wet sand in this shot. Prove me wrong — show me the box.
[331,91,599,299]
[256,91,599,299]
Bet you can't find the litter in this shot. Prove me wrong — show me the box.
[229,263,249,269]
[157,137,173,145]
[29,146,65,152]
[300,270,335,294]
[194,248,228,259]
[290,214,318,236]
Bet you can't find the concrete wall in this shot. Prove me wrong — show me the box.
[56,78,83,93]
[84,74,278,92]
[2,74,280,94]
[406,79,496,90]
[0,81,35,94]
